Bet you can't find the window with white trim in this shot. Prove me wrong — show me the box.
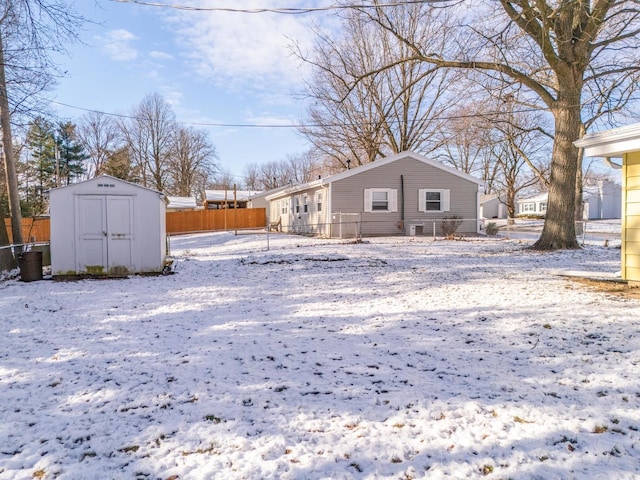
[418,189,450,212]
[539,202,547,212]
[295,197,300,214]
[364,189,398,213]
[521,202,535,213]
[303,195,308,213]
[317,192,323,212]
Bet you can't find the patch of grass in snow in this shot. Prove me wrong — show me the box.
[119,445,139,453]
[32,469,46,479]
[553,435,578,447]
[204,414,223,423]
[391,456,403,463]
[593,425,608,434]
[480,464,494,475]
[181,442,220,456]
[349,462,363,472]
[513,416,534,424]
[80,451,96,461]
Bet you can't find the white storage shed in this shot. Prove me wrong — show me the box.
[50,175,168,277]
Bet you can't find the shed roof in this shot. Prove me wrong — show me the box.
[48,175,165,199]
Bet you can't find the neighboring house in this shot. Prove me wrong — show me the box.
[247,186,290,210]
[204,189,261,209]
[575,123,640,282]
[265,151,483,238]
[166,196,199,212]
[582,180,622,219]
[516,192,549,216]
[517,180,621,219]
[480,193,508,219]
[49,175,167,277]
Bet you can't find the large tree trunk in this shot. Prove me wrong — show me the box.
[532,86,581,250]
[0,30,23,248]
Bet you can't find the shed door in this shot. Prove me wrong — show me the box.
[106,196,134,275]
[76,195,134,275]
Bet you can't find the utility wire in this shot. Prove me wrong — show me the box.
[109,0,452,14]
[50,98,558,128]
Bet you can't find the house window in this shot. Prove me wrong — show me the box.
[372,191,388,210]
[295,197,300,214]
[317,193,323,212]
[303,195,308,213]
[281,200,287,214]
[364,189,398,213]
[539,202,547,212]
[522,203,535,213]
[418,189,450,212]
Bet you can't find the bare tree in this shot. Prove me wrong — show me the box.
[300,4,453,169]
[0,0,84,256]
[77,111,122,179]
[357,0,640,250]
[169,126,218,202]
[242,151,326,191]
[243,163,260,190]
[208,170,236,190]
[119,93,176,192]
[434,104,496,179]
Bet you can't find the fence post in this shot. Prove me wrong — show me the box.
[433,220,436,240]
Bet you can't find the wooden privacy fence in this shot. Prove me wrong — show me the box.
[4,217,51,244]
[166,208,267,234]
[4,208,267,244]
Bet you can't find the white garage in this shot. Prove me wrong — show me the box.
[50,175,168,278]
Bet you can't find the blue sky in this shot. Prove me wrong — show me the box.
[50,0,336,184]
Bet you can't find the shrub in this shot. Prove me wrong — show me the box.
[485,222,499,236]
[441,215,463,238]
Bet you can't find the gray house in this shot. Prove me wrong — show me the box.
[265,151,483,238]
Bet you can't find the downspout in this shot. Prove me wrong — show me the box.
[400,175,405,234]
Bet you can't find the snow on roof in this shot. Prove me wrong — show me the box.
[575,122,640,157]
[166,196,197,209]
[205,189,262,202]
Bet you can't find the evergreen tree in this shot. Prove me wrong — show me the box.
[55,121,87,185]
[25,117,56,214]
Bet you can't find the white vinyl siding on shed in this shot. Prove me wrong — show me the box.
[418,189,450,212]
[364,188,398,212]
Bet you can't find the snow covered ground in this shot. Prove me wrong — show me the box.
[1,232,639,479]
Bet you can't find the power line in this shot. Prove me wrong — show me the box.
[49,97,640,129]
[109,0,452,14]
[50,98,556,128]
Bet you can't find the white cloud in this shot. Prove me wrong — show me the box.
[167,0,337,92]
[149,50,174,61]
[97,29,139,62]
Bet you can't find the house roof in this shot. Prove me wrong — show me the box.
[574,123,640,158]
[205,189,262,202]
[248,185,291,202]
[517,192,549,204]
[266,151,483,201]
